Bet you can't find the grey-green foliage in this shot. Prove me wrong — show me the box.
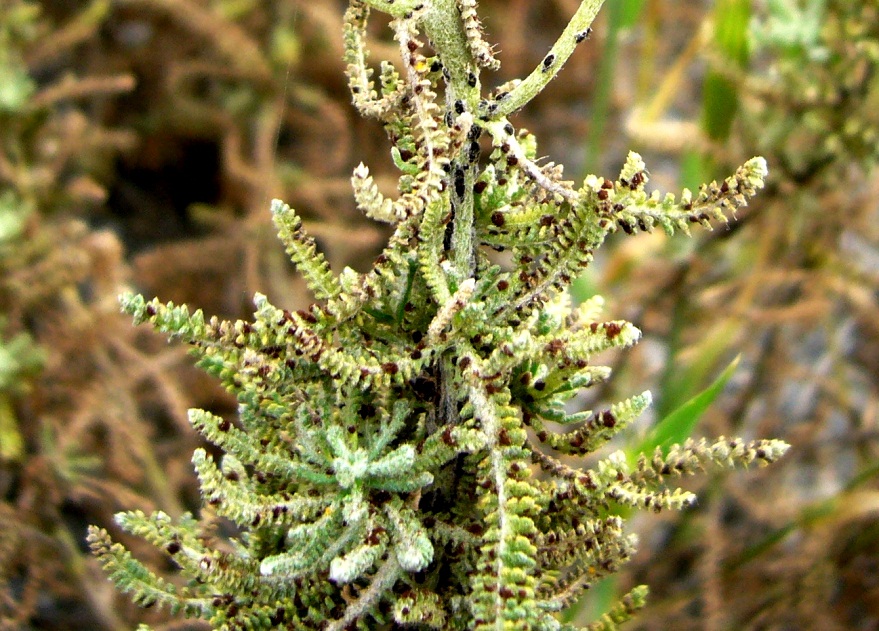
[0,1,37,113]
[0,192,44,463]
[88,1,788,629]
[749,0,879,173]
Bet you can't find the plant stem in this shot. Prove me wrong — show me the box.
[421,0,479,281]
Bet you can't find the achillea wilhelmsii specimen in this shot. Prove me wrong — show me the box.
[88,1,788,628]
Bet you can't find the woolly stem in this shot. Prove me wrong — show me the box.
[421,0,481,282]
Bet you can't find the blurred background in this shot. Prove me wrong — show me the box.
[0,0,877,629]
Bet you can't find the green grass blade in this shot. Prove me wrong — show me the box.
[630,355,740,463]
[617,0,647,30]
[702,0,750,141]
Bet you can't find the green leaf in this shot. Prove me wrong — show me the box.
[560,575,618,624]
[0,62,36,113]
[657,316,737,419]
[702,72,739,141]
[630,355,740,463]
[0,395,24,462]
[617,0,647,30]
[679,149,707,193]
[701,0,750,141]
[714,0,750,66]
[570,272,598,306]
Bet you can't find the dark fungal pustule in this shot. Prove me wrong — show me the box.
[575,27,593,43]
